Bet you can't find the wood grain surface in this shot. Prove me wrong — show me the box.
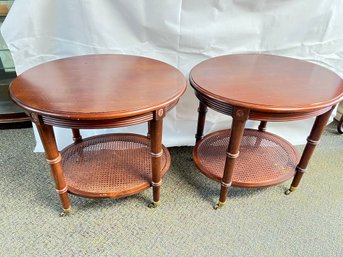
[10,54,186,119]
[190,54,343,113]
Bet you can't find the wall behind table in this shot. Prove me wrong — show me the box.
[2,0,343,151]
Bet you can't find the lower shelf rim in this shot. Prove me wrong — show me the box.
[61,133,170,198]
[193,129,300,187]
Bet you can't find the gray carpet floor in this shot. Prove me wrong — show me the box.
[0,122,342,257]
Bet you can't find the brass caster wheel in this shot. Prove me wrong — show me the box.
[59,208,71,217]
[213,201,225,210]
[284,189,292,195]
[148,201,160,208]
[285,186,297,195]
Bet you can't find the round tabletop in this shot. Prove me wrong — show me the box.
[190,54,343,113]
[10,54,186,120]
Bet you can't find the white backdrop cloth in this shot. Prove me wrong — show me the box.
[2,0,343,152]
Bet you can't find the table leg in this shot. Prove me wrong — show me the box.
[147,121,151,139]
[148,116,163,208]
[254,121,267,148]
[36,123,71,216]
[258,121,267,132]
[215,108,248,209]
[285,106,335,195]
[71,129,82,143]
[195,102,208,143]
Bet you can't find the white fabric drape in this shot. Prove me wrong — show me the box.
[2,0,343,151]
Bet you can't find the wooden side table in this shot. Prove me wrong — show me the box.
[190,54,343,209]
[10,54,186,216]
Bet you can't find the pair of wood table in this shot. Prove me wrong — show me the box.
[10,54,343,215]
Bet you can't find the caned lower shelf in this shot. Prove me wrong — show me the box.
[61,133,170,198]
[193,129,300,187]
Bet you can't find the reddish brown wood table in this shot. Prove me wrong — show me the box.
[190,54,343,209]
[10,54,186,215]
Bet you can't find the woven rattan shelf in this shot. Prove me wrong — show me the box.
[193,129,300,187]
[61,133,170,198]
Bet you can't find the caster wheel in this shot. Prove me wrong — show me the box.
[213,201,225,210]
[59,208,71,217]
[148,201,160,208]
[284,189,292,195]
[285,186,297,195]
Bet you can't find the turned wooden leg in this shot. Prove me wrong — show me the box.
[254,121,267,148]
[147,121,151,139]
[195,102,208,143]
[215,108,249,209]
[285,106,335,195]
[36,124,71,216]
[71,129,82,143]
[258,121,267,132]
[148,112,163,208]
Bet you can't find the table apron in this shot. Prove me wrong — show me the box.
[40,112,153,129]
[195,91,333,121]
[195,91,234,116]
[249,107,332,121]
[29,100,179,129]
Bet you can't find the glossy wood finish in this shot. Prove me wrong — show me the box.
[289,107,334,190]
[190,54,343,114]
[195,102,208,143]
[218,107,249,207]
[71,129,82,143]
[10,54,186,214]
[10,54,186,120]
[258,121,267,132]
[190,54,343,207]
[150,111,164,206]
[36,123,70,213]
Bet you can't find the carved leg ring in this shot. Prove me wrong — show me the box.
[149,115,163,208]
[285,107,334,195]
[215,108,248,209]
[37,124,71,216]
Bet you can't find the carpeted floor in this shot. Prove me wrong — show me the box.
[0,122,342,257]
